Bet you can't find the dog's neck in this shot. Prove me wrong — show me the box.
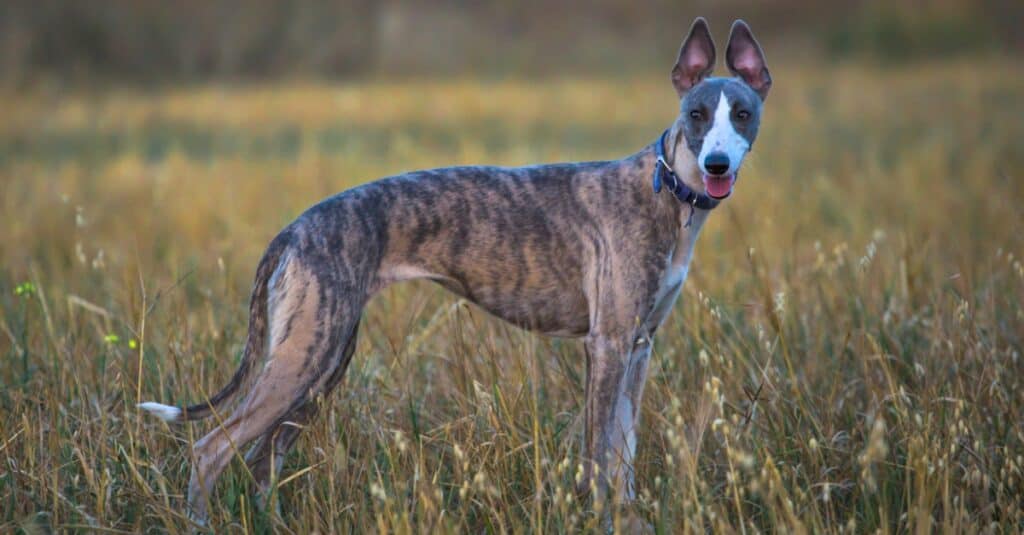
[665,121,714,233]
[621,130,714,236]
[665,119,707,194]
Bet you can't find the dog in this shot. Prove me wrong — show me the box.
[139,17,771,526]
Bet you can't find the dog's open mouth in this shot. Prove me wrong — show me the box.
[702,173,736,200]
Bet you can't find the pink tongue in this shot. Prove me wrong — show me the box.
[703,174,735,199]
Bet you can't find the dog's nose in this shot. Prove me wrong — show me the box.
[704,152,730,175]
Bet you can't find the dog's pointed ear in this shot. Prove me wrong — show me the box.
[671,17,716,98]
[726,20,771,100]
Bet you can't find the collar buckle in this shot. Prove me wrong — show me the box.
[656,155,673,176]
[658,156,679,192]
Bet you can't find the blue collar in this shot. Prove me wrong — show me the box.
[652,129,722,213]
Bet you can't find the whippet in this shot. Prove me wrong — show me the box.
[139,17,771,525]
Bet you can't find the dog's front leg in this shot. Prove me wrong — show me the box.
[619,332,654,497]
[580,333,649,505]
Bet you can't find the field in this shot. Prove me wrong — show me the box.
[2,61,1023,533]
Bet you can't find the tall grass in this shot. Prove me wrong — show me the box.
[1,60,1022,532]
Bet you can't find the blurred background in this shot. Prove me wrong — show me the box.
[0,0,1019,84]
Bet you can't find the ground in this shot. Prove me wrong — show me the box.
[1,60,1022,532]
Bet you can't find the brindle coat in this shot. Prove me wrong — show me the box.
[139,17,772,526]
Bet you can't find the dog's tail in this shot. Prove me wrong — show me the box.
[138,237,288,423]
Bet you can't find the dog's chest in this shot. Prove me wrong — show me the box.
[644,211,707,331]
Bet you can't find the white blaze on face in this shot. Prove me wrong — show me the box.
[698,91,749,176]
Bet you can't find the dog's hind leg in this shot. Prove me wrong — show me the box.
[244,321,360,514]
[185,257,365,526]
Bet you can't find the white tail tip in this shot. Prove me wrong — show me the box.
[138,402,183,422]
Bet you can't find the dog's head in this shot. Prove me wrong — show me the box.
[668,18,771,200]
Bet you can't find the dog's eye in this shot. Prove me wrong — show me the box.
[688,110,703,120]
[736,110,751,121]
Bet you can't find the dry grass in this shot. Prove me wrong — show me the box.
[1,60,1023,533]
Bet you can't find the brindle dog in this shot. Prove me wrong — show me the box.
[140,17,772,526]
